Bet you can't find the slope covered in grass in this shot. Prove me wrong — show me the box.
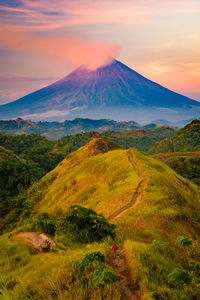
[29,138,139,217]
[0,138,200,299]
[149,120,200,154]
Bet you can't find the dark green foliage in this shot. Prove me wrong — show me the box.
[177,236,192,247]
[74,251,118,289]
[79,252,105,269]
[168,155,200,186]
[168,269,192,286]
[189,260,200,272]
[153,151,200,186]
[55,132,93,151]
[102,127,175,152]
[62,205,116,243]
[0,133,64,174]
[91,269,118,287]
[31,213,56,235]
[0,132,93,175]
[0,147,42,217]
[151,291,167,300]
[149,120,200,154]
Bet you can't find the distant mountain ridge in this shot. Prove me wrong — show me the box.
[0,59,200,122]
[0,117,156,139]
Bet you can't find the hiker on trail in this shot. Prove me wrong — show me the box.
[112,243,117,258]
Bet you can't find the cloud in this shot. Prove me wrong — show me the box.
[0,0,149,31]
[21,109,70,119]
[0,28,120,69]
[1,0,199,33]
[21,104,88,119]
[136,60,200,100]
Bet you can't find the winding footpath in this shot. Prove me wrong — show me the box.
[108,150,145,299]
[109,150,145,220]
[107,251,140,300]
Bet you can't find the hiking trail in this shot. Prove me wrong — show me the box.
[107,250,140,300]
[109,150,145,220]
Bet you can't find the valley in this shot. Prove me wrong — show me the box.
[0,127,200,299]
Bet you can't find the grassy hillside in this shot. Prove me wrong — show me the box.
[149,120,200,154]
[102,127,175,151]
[0,138,200,299]
[153,152,200,186]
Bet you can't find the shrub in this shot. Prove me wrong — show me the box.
[74,251,118,292]
[151,291,167,300]
[177,236,192,247]
[31,213,56,235]
[61,205,116,243]
[168,268,192,286]
[92,269,118,287]
[79,251,105,269]
[189,260,200,271]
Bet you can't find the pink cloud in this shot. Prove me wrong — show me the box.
[0,28,120,69]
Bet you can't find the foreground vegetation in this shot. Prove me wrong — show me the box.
[0,137,200,299]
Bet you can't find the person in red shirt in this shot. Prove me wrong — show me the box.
[112,243,117,258]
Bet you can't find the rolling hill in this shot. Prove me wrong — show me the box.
[0,59,200,122]
[1,138,200,299]
[102,126,175,151]
[149,120,200,154]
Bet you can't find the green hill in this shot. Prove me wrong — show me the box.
[153,151,200,186]
[149,120,200,154]
[102,126,175,151]
[0,138,200,300]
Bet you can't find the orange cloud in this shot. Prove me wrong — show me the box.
[0,28,120,69]
[136,61,200,100]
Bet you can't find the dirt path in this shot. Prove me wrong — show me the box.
[109,150,145,220]
[107,251,140,300]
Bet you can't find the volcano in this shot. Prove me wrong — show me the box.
[0,59,200,122]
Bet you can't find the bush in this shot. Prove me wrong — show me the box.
[151,291,167,300]
[177,236,192,247]
[92,269,118,287]
[189,260,200,271]
[79,251,105,269]
[74,252,118,291]
[31,213,56,235]
[62,205,116,243]
[168,268,192,286]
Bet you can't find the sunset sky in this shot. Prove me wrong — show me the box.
[0,0,200,104]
